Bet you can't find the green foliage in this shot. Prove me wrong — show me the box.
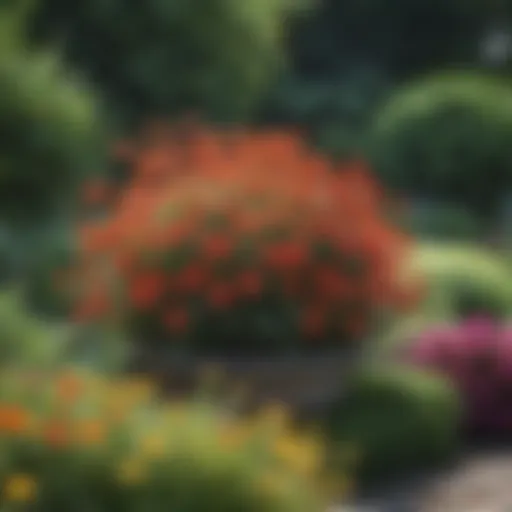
[402,203,485,241]
[376,243,512,355]
[0,282,128,373]
[408,243,512,320]
[325,364,461,482]
[0,368,335,512]
[21,226,76,319]
[261,69,389,160]
[289,0,493,79]
[0,290,72,368]
[31,0,304,125]
[370,73,512,219]
[0,2,105,225]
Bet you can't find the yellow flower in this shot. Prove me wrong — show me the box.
[139,433,168,458]
[273,435,323,476]
[161,403,188,424]
[106,378,155,408]
[3,474,38,502]
[216,423,252,450]
[255,470,291,499]
[133,380,156,402]
[257,402,290,429]
[117,458,146,486]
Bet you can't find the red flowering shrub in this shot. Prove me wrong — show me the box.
[72,124,417,355]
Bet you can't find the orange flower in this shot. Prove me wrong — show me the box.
[43,420,69,448]
[55,372,84,403]
[75,419,107,446]
[0,406,31,435]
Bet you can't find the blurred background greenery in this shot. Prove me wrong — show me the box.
[0,0,508,229]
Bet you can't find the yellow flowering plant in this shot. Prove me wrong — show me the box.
[0,368,348,511]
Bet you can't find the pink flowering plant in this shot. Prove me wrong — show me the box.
[407,318,512,434]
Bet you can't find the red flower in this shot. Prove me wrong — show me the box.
[163,308,189,334]
[71,122,410,350]
[202,234,233,260]
[208,283,235,309]
[264,242,307,270]
[237,270,263,296]
[314,268,352,300]
[128,273,165,310]
[175,264,208,293]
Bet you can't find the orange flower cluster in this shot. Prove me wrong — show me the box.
[75,124,417,351]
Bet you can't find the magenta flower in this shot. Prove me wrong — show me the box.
[407,317,512,434]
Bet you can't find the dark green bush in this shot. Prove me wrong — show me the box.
[325,364,461,482]
[402,202,484,241]
[21,226,76,319]
[0,3,104,225]
[369,72,512,220]
[31,0,303,125]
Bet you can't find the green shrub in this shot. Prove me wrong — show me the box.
[374,243,512,355]
[370,72,512,220]
[0,290,73,368]
[407,243,512,320]
[21,226,76,319]
[402,202,484,241]
[0,368,340,511]
[0,3,105,225]
[0,287,128,374]
[31,0,304,125]
[325,364,461,482]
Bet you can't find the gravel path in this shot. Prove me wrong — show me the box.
[337,446,512,512]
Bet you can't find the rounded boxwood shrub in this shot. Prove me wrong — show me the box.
[0,367,343,511]
[369,72,512,220]
[325,364,461,482]
[0,3,105,225]
[407,317,512,436]
[69,125,417,356]
[406,243,512,320]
